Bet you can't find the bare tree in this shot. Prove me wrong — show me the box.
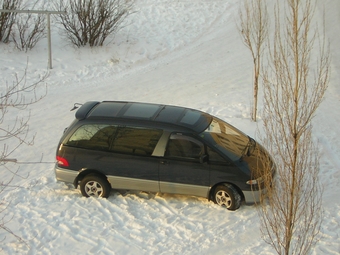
[0,0,20,43]
[54,0,134,47]
[237,0,269,122]
[0,65,47,241]
[258,0,330,254]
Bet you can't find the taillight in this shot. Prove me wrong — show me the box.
[56,156,69,167]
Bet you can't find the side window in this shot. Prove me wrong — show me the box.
[165,134,203,159]
[111,127,162,156]
[207,146,229,164]
[66,124,117,151]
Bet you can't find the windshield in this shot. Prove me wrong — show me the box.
[200,117,250,161]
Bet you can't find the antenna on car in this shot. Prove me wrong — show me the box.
[70,103,83,111]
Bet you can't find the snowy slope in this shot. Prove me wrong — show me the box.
[1,0,339,254]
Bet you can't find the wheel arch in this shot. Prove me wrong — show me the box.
[73,168,109,188]
[209,182,245,202]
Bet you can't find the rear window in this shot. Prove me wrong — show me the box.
[66,124,117,151]
[66,124,162,156]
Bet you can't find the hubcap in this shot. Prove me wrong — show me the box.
[85,181,103,197]
[216,190,232,208]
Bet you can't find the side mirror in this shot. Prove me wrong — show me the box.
[200,154,209,164]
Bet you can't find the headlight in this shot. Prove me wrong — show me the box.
[246,176,264,185]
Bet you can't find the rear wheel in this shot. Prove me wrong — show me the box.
[213,184,241,210]
[80,175,111,198]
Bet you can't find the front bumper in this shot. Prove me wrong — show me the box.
[243,188,266,204]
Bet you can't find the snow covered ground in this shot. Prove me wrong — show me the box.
[1,0,339,254]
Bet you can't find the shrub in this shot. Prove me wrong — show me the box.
[54,0,134,47]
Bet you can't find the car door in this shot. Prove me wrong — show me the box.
[106,126,162,192]
[159,133,210,198]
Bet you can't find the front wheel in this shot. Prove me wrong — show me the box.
[80,175,111,198]
[213,184,241,210]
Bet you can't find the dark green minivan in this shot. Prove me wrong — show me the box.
[55,101,275,210]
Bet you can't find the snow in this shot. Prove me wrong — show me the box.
[1,0,340,254]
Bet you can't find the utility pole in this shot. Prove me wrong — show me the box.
[0,9,66,69]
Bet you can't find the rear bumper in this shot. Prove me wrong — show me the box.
[55,165,78,184]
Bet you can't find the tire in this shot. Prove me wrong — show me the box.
[80,175,111,198]
[213,184,241,210]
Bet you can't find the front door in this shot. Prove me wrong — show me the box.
[159,134,210,197]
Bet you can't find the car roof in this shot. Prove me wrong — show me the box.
[75,101,212,133]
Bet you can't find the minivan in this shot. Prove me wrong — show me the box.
[55,101,275,210]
